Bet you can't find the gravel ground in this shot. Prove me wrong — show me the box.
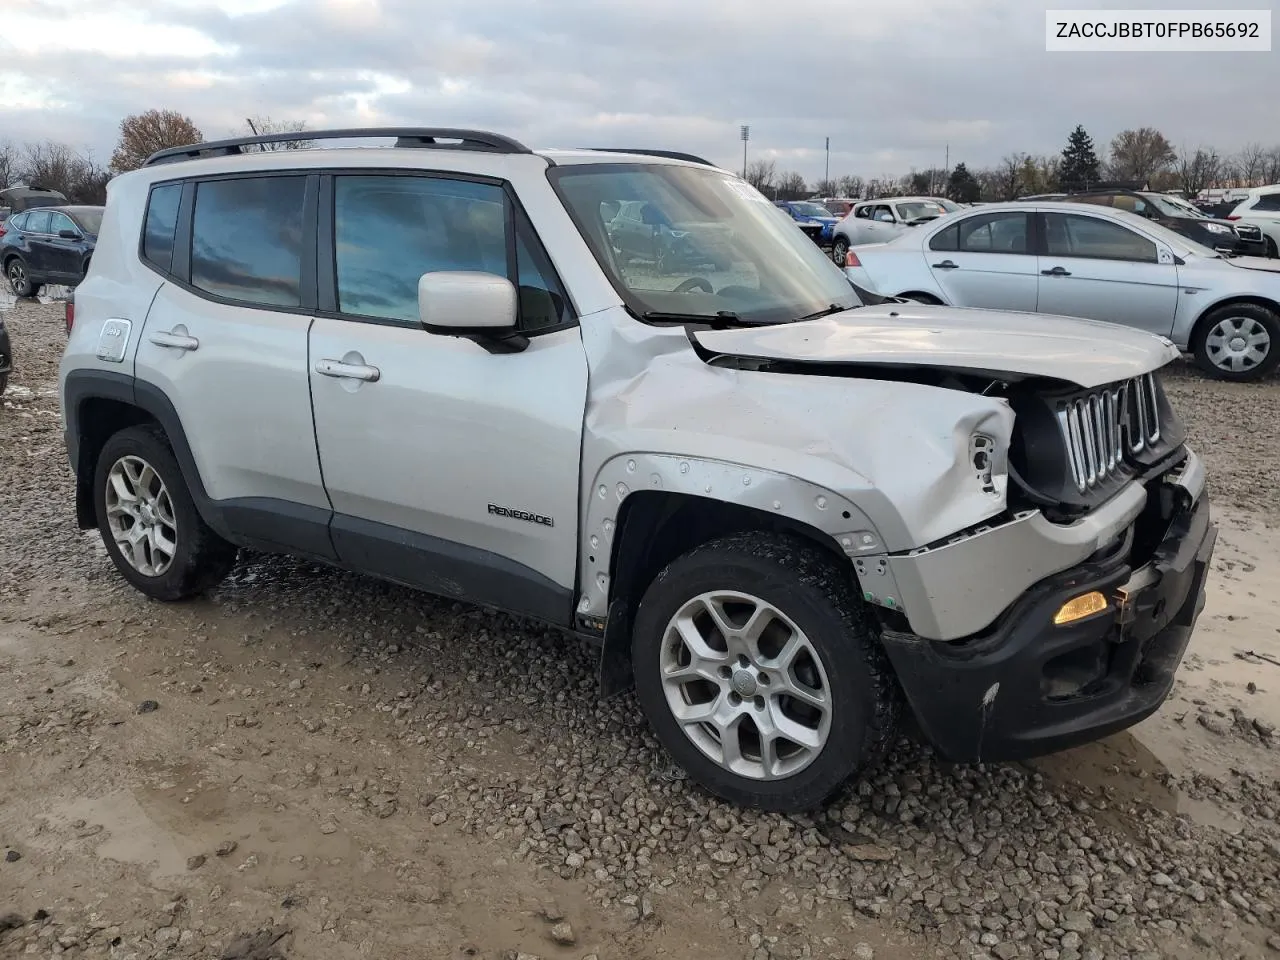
[1,300,1278,960]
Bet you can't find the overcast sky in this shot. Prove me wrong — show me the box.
[1,0,1275,182]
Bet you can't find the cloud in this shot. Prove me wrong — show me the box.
[0,0,1273,182]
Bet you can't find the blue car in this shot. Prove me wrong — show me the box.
[1,205,103,298]
[773,200,839,245]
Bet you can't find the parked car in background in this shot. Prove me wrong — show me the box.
[810,196,857,217]
[1227,186,1280,258]
[830,196,955,264]
[840,201,1280,381]
[1068,189,1266,257]
[605,199,735,272]
[773,200,838,246]
[0,184,69,214]
[1,205,104,297]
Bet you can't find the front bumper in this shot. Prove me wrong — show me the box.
[880,471,1216,763]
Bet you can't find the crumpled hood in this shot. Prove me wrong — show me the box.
[690,304,1181,389]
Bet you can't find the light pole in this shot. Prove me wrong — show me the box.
[740,125,750,178]
[824,137,830,192]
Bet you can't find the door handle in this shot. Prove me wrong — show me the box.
[149,330,199,351]
[315,358,380,382]
[1041,266,1072,276]
[931,260,959,269]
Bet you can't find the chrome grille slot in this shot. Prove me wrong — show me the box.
[1057,374,1162,493]
[1234,224,1262,240]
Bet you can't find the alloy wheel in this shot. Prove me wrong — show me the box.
[659,590,832,781]
[104,455,179,576]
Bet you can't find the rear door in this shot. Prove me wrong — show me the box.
[132,174,333,555]
[1036,211,1180,336]
[21,210,54,275]
[923,210,1038,311]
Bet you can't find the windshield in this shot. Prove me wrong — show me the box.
[789,201,832,219]
[551,163,860,324]
[936,198,961,212]
[1146,194,1206,219]
[896,201,948,221]
[68,208,103,235]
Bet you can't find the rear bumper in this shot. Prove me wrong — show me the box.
[881,478,1216,763]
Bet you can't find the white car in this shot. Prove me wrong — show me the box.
[841,201,1280,381]
[830,196,956,264]
[1228,186,1280,259]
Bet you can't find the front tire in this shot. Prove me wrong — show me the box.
[1191,303,1280,381]
[94,425,237,600]
[632,532,899,811]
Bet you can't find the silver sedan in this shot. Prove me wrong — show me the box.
[842,201,1280,381]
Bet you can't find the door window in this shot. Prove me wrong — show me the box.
[930,212,1029,253]
[1253,192,1280,212]
[190,176,307,307]
[1044,213,1157,263]
[24,211,51,234]
[48,212,77,236]
[332,174,572,331]
[871,205,893,222]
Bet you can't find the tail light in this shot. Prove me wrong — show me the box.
[0,224,6,238]
[845,250,862,267]
[1227,215,1241,220]
[64,297,75,336]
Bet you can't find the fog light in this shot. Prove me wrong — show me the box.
[1053,591,1108,625]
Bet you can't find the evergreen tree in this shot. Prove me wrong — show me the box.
[1059,125,1100,193]
[946,163,981,203]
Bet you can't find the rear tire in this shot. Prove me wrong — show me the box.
[899,292,942,305]
[631,532,899,812]
[831,236,850,265]
[94,425,237,600]
[1266,237,1278,260]
[1191,303,1280,382]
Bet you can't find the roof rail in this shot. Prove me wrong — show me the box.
[143,127,532,167]
[584,148,716,166]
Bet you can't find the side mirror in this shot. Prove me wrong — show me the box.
[58,229,81,240]
[876,213,894,223]
[418,271,517,333]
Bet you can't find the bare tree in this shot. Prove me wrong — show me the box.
[0,142,16,191]
[109,109,203,173]
[1106,128,1176,185]
[241,116,315,151]
[995,153,1026,200]
[744,159,777,194]
[1174,148,1219,196]
[1219,156,1243,188]
[1264,146,1280,186]
[1234,142,1266,187]
[776,170,807,201]
[812,178,837,197]
[836,174,864,198]
[12,141,110,203]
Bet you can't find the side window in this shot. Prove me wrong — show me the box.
[191,176,306,307]
[49,213,76,235]
[8,213,27,231]
[956,212,1029,253]
[25,211,51,234]
[854,205,872,219]
[1254,192,1280,212]
[928,223,959,251]
[333,175,507,326]
[1045,214,1157,263]
[873,205,893,222]
[142,183,183,274]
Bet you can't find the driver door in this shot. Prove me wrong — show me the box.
[925,210,1038,311]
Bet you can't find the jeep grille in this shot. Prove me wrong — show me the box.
[1056,373,1161,493]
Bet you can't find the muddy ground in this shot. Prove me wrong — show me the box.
[1,299,1277,960]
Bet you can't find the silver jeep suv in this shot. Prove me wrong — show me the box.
[59,128,1217,811]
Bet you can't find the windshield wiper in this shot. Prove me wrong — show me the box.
[797,303,851,322]
[641,309,747,326]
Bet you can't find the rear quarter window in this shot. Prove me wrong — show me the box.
[142,184,183,273]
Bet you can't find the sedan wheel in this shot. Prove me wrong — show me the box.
[1193,304,1280,381]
